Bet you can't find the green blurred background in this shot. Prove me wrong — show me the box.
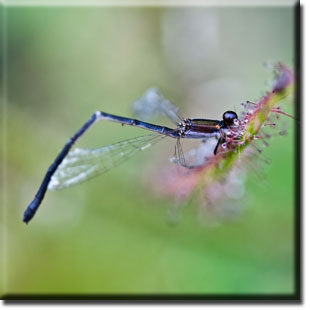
[1,5,296,296]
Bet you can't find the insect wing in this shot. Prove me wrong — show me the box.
[133,87,183,125]
[171,137,218,169]
[48,134,165,190]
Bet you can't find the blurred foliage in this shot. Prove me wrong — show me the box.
[1,5,296,296]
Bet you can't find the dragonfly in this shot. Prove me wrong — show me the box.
[23,88,239,224]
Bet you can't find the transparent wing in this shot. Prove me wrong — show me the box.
[170,137,219,169]
[133,87,183,125]
[48,134,165,190]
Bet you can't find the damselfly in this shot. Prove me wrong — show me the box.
[23,88,239,223]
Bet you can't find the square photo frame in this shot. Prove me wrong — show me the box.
[1,0,301,303]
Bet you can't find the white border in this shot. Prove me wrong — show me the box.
[1,0,8,298]
[1,0,305,308]
[4,0,298,7]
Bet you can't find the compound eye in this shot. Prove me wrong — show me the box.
[223,111,238,125]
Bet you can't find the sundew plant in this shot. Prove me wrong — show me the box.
[155,63,295,222]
